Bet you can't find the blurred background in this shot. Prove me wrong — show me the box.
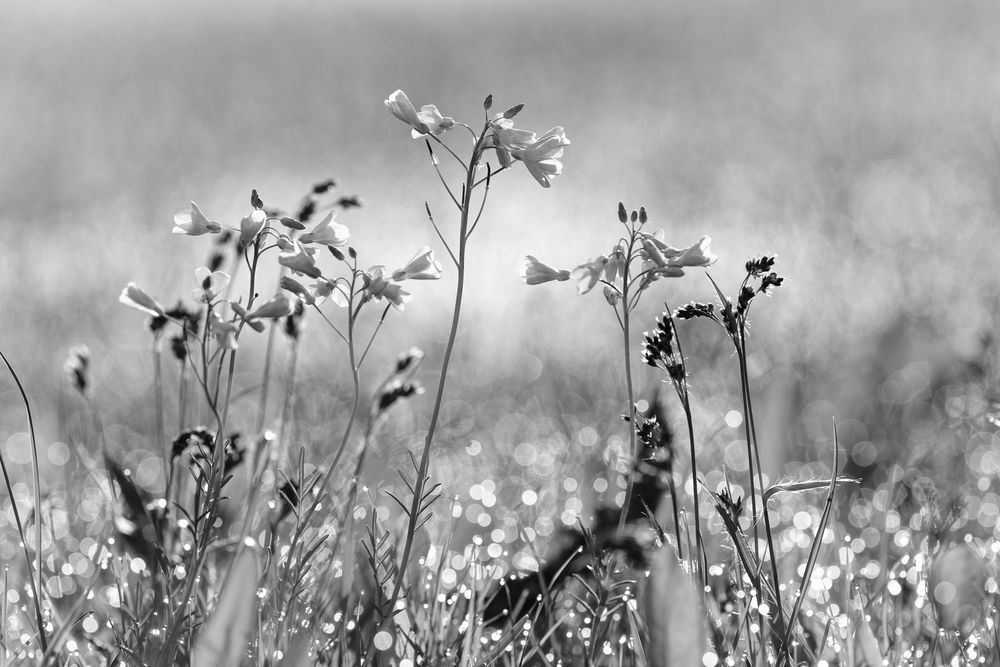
[2,0,1000,561]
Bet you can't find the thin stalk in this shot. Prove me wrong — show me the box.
[669,309,707,589]
[384,125,490,626]
[616,298,637,533]
[0,350,48,653]
[736,335,784,641]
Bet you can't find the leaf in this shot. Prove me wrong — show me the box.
[191,549,260,667]
[851,591,883,667]
[643,544,706,667]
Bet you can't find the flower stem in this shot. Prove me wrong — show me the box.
[384,126,489,628]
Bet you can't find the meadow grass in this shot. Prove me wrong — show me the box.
[0,86,999,667]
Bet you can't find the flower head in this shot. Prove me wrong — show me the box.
[279,276,316,306]
[192,268,231,304]
[239,208,266,249]
[364,266,411,311]
[278,240,321,279]
[119,283,166,317]
[669,236,717,268]
[385,90,454,139]
[299,211,350,249]
[490,117,536,168]
[510,126,570,188]
[392,247,443,281]
[311,277,350,308]
[520,255,570,285]
[209,311,238,350]
[173,202,222,236]
[570,256,608,295]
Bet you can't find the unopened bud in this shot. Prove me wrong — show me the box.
[502,103,524,120]
[617,202,627,223]
[483,94,493,111]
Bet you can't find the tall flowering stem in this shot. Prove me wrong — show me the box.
[385,126,489,618]
[381,90,567,634]
[522,204,716,544]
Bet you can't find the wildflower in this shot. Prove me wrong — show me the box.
[520,255,570,285]
[278,240,321,279]
[173,202,221,236]
[570,256,608,295]
[384,90,454,138]
[299,211,350,249]
[510,126,570,188]
[192,267,231,304]
[604,242,627,283]
[395,347,425,374]
[375,380,423,413]
[232,293,295,332]
[603,285,620,307]
[392,247,443,281]
[239,208,266,249]
[311,277,350,307]
[209,311,238,350]
[119,283,166,318]
[669,236,717,268]
[490,117,536,168]
[363,266,411,311]
[64,345,90,395]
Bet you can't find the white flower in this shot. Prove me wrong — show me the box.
[669,236,717,268]
[490,117,536,168]
[239,208,266,248]
[299,211,350,249]
[510,126,569,188]
[392,247,443,281]
[520,256,570,285]
[385,90,454,138]
[209,311,238,350]
[570,256,608,295]
[364,266,411,311]
[311,277,350,308]
[173,202,221,236]
[119,283,166,317]
[412,105,455,139]
[192,267,231,304]
[278,240,321,279]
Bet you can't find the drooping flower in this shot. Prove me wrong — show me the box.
[570,256,608,295]
[299,211,350,249]
[510,126,570,188]
[392,247,443,281]
[173,202,222,236]
[119,283,166,317]
[239,208,267,249]
[311,277,350,307]
[520,256,570,285]
[192,267,231,304]
[385,90,455,138]
[278,240,321,279]
[364,266,411,311]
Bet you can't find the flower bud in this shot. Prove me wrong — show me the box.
[483,94,493,111]
[618,202,627,223]
[502,103,524,120]
[251,189,264,210]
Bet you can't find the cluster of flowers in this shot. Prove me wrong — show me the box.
[520,204,717,303]
[121,194,444,348]
[385,89,570,188]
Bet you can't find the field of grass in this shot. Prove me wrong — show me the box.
[2,1,1000,665]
